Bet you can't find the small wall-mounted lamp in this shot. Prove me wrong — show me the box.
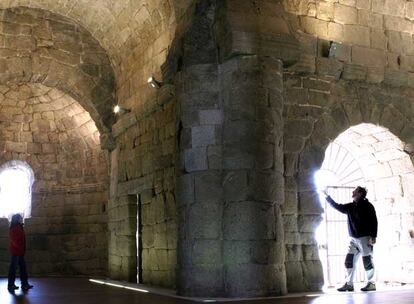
[113,105,131,115]
[147,76,162,89]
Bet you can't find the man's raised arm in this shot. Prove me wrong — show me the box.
[323,191,350,214]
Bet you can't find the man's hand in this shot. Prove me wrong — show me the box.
[369,237,376,245]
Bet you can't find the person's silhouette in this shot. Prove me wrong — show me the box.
[7,214,33,292]
[323,187,378,292]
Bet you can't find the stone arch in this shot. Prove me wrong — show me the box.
[0,83,107,189]
[288,81,414,291]
[0,1,195,75]
[0,7,116,136]
[0,82,109,276]
[315,123,414,285]
[1,1,192,55]
[299,83,414,180]
[296,84,414,221]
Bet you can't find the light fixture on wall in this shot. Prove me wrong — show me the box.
[113,105,131,115]
[147,76,162,89]
[329,41,339,58]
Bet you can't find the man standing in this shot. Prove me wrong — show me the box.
[323,186,378,292]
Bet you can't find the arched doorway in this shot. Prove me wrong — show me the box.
[315,123,414,288]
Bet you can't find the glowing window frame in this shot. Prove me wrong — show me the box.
[0,160,35,219]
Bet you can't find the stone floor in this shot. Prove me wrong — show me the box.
[0,278,414,304]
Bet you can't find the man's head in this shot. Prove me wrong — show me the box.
[352,186,367,201]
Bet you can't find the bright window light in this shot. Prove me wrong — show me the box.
[0,161,34,219]
[314,170,337,193]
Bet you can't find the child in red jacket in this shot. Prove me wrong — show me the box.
[8,214,33,292]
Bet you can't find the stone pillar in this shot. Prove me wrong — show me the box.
[176,63,224,297]
[176,55,286,297]
[220,55,286,297]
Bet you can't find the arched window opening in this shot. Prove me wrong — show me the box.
[314,123,414,290]
[0,161,34,219]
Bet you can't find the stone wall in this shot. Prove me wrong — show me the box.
[282,59,414,292]
[106,0,195,289]
[253,0,414,292]
[283,0,414,85]
[0,190,107,276]
[108,85,177,286]
[0,84,108,276]
[212,0,414,294]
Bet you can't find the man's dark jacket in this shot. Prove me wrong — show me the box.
[326,196,378,238]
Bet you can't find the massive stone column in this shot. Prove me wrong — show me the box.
[220,55,286,297]
[176,55,286,297]
[174,0,296,297]
[176,61,224,296]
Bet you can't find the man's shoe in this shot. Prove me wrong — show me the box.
[361,282,376,291]
[337,283,354,292]
[21,284,33,291]
[7,285,18,291]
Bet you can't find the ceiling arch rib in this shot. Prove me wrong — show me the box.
[0,1,194,70]
[0,7,116,136]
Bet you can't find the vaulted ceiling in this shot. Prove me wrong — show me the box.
[0,0,193,67]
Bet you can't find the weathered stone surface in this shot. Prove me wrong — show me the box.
[284,119,314,138]
[285,262,305,292]
[225,263,287,297]
[207,145,222,169]
[191,125,216,147]
[192,240,221,265]
[199,109,223,125]
[249,171,284,203]
[224,201,275,240]
[334,4,358,25]
[194,171,222,203]
[344,25,370,47]
[283,215,298,232]
[342,63,367,80]
[178,264,224,297]
[255,143,275,169]
[285,244,302,262]
[298,191,324,215]
[184,147,208,172]
[189,201,222,239]
[301,260,324,291]
[298,215,323,233]
[352,46,386,67]
[223,171,248,202]
[223,144,255,170]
